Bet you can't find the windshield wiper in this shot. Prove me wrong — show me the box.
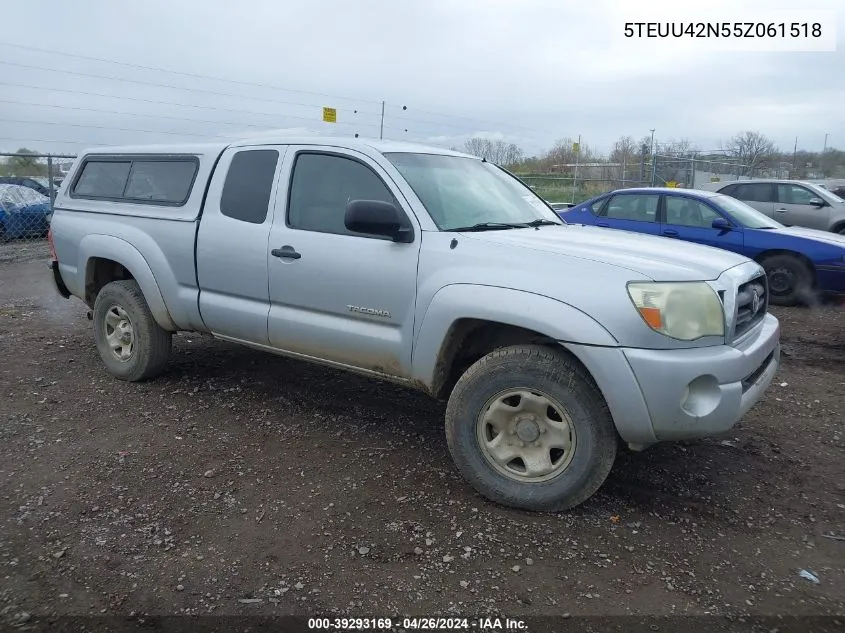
[448,219,563,232]
[447,222,531,232]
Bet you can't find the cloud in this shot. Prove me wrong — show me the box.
[0,0,842,157]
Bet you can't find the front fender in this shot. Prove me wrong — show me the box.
[78,234,177,331]
[411,283,618,390]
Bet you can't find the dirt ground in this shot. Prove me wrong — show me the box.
[1,241,843,629]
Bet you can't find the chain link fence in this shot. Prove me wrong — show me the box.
[520,154,754,204]
[0,152,76,246]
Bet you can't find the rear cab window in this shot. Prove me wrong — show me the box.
[219,149,280,224]
[71,156,199,206]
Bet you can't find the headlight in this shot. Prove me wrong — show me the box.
[627,281,725,341]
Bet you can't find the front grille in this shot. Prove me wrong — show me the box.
[734,274,767,339]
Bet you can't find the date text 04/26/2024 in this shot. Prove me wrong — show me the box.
[307,617,527,631]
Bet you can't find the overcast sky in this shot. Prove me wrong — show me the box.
[0,0,842,157]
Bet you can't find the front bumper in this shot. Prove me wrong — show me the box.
[816,265,845,295]
[567,313,780,445]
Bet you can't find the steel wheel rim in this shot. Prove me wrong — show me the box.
[104,305,135,362]
[768,267,794,294]
[476,388,577,483]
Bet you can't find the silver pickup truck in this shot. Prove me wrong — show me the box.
[49,137,781,512]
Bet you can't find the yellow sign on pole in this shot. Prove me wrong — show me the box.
[665,181,678,188]
[322,107,337,123]
[572,142,580,154]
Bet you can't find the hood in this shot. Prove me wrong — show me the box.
[772,225,845,249]
[461,224,750,281]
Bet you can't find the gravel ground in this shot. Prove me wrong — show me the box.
[1,242,843,628]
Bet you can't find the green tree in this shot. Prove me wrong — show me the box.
[4,148,47,177]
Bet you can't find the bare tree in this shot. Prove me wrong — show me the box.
[542,138,594,171]
[609,135,638,183]
[659,138,697,157]
[462,138,524,167]
[721,131,778,177]
[610,136,637,162]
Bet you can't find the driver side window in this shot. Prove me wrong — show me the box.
[777,184,818,206]
[287,152,406,238]
[664,197,721,228]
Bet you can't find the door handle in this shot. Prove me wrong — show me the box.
[775,208,787,213]
[662,229,679,237]
[271,246,301,260]
[597,222,609,227]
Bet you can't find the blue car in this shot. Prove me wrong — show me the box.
[560,187,845,306]
[0,183,52,241]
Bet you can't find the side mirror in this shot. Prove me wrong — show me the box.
[712,217,733,231]
[808,197,826,207]
[345,200,412,242]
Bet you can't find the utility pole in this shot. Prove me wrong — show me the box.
[379,101,385,140]
[571,134,581,204]
[792,136,798,176]
[823,132,829,152]
[649,129,657,186]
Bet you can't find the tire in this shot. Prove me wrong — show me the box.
[92,280,172,381]
[445,344,617,512]
[760,254,814,307]
[837,227,845,236]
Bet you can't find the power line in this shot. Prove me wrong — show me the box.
[0,41,545,136]
[0,60,384,116]
[0,135,87,148]
[0,97,381,132]
[0,41,383,107]
[0,79,506,139]
[0,63,496,135]
[0,80,342,122]
[0,117,230,139]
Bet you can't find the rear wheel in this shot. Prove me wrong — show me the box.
[760,254,814,307]
[92,280,172,381]
[445,344,617,512]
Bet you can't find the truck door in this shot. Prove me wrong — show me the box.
[196,146,287,344]
[266,146,421,378]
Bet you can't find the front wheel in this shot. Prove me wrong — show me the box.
[760,254,814,307]
[92,280,172,381]
[445,344,617,512]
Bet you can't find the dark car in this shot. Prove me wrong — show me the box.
[0,183,52,240]
[560,187,845,306]
[0,176,53,198]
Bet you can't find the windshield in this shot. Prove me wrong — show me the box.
[384,152,562,230]
[712,194,783,229]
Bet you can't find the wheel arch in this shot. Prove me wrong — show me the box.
[754,249,817,286]
[412,284,618,401]
[80,235,176,331]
